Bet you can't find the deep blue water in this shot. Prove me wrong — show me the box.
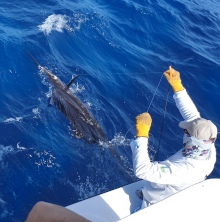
[0,0,220,221]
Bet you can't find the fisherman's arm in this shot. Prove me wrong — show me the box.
[130,113,184,184]
[130,137,151,178]
[131,140,185,184]
[130,113,152,179]
[164,68,200,122]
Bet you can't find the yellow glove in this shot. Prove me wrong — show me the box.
[163,67,185,92]
[136,113,152,138]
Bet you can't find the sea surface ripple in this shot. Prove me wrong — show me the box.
[0,0,220,221]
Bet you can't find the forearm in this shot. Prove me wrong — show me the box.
[130,137,152,179]
[26,202,92,222]
[173,89,201,122]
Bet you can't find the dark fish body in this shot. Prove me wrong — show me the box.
[27,51,107,143]
[50,86,107,143]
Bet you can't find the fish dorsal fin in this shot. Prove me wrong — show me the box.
[64,73,83,91]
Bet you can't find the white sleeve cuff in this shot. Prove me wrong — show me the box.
[173,89,187,100]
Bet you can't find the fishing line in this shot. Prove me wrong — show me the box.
[155,84,170,161]
[147,73,164,113]
[122,72,164,151]
[101,72,163,75]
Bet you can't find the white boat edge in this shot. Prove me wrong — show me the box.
[66,178,220,222]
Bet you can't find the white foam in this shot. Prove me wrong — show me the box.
[69,81,85,94]
[38,14,70,35]
[38,13,92,35]
[85,101,93,108]
[99,133,131,148]
[45,85,53,98]
[32,108,40,115]
[110,133,130,146]
[0,145,14,161]
[74,176,107,200]
[0,144,32,164]
[4,117,23,123]
[4,118,15,122]
[100,133,156,159]
[17,142,26,150]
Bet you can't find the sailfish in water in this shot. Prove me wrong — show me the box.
[26,50,107,144]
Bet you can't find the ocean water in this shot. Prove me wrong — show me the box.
[0,0,220,221]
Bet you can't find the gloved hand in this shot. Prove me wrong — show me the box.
[163,67,185,92]
[136,113,152,138]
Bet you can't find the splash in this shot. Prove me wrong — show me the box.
[74,176,107,201]
[98,133,132,158]
[69,81,85,94]
[103,132,157,160]
[109,133,131,147]
[33,150,56,168]
[38,14,71,35]
[37,12,113,41]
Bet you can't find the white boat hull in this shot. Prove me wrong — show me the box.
[66,179,220,222]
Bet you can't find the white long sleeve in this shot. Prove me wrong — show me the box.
[131,138,192,185]
[130,89,216,206]
[173,89,201,122]
[131,137,151,179]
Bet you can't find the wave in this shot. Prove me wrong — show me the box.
[38,14,71,35]
[37,13,89,35]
